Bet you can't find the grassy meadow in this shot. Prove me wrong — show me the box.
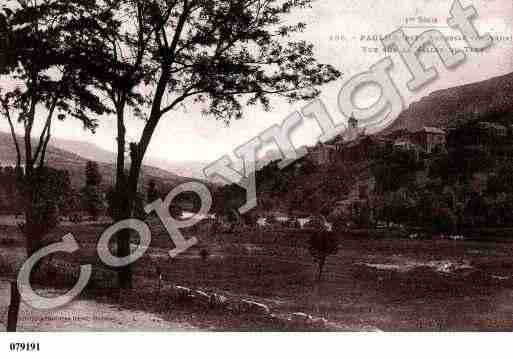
[2,215,513,330]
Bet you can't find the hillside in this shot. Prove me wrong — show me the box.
[50,138,117,164]
[0,132,186,190]
[388,71,513,132]
[52,137,209,180]
[231,73,513,219]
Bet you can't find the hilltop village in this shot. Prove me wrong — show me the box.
[216,115,513,236]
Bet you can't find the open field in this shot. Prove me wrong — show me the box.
[2,217,513,331]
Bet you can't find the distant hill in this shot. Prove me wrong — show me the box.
[388,72,513,132]
[236,73,513,216]
[0,132,187,190]
[139,157,209,180]
[50,138,118,164]
[51,137,209,181]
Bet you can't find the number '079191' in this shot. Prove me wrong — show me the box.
[9,342,40,352]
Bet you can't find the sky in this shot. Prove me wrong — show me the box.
[1,0,512,163]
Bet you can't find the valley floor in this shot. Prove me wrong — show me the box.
[1,218,513,331]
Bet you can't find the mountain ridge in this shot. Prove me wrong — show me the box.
[0,132,187,190]
[50,137,209,180]
[387,71,513,132]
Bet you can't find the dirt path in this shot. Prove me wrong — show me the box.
[0,281,199,331]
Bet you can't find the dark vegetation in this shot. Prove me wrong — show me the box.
[0,0,341,333]
[1,0,513,332]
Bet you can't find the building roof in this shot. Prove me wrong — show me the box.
[394,138,424,152]
[417,126,445,135]
[310,143,336,152]
[321,144,337,150]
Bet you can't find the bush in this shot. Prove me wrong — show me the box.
[308,231,338,283]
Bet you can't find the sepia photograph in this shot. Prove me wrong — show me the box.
[0,0,512,355]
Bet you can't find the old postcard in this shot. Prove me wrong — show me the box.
[0,0,512,350]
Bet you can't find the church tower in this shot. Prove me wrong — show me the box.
[342,114,363,142]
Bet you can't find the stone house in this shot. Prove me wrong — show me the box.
[335,136,388,163]
[393,138,424,159]
[308,143,337,165]
[412,126,446,153]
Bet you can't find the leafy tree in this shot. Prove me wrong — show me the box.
[81,186,104,221]
[373,149,422,194]
[85,161,102,188]
[0,1,113,257]
[81,161,104,221]
[213,183,246,217]
[86,0,341,289]
[147,179,160,203]
[259,197,275,213]
[0,164,22,214]
[0,14,19,331]
[0,12,15,69]
[308,230,338,284]
[0,2,111,331]
[487,164,513,196]
[64,188,82,214]
[7,166,71,332]
[27,167,72,233]
[15,167,72,244]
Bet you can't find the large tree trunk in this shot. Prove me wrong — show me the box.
[112,189,132,290]
[114,178,134,290]
[113,90,163,289]
[116,229,132,289]
[115,139,149,289]
[24,215,44,258]
[115,103,126,188]
[116,159,143,289]
[114,104,133,289]
[21,181,45,260]
[7,281,21,332]
[116,224,133,289]
[9,152,42,332]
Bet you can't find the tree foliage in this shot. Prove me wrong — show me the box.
[85,161,102,187]
[18,167,72,237]
[81,162,104,221]
[308,230,338,284]
[87,0,342,196]
[0,1,116,257]
[2,0,342,289]
[373,149,422,194]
